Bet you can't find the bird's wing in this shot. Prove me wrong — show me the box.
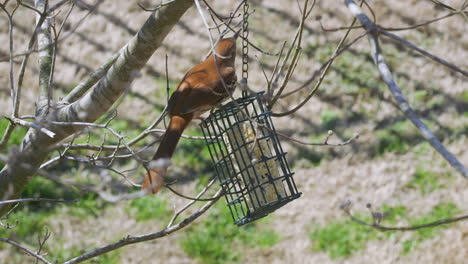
[177,85,218,115]
[167,81,191,115]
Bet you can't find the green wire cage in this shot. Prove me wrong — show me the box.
[200,92,301,226]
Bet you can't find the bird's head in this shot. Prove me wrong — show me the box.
[215,38,237,60]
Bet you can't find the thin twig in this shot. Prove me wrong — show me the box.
[49,118,145,163]
[35,228,51,264]
[165,183,221,202]
[0,238,52,264]
[167,178,217,227]
[137,0,176,12]
[274,129,359,146]
[269,0,315,107]
[1,3,18,116]
[380,12,455,31]
[165,54,170,104]
[47,0,76,100]
[271,1,365,117]
[280,32,367,99]
[62,189,222,264]
[0,0,100,63]
[0,198,76,205]
[5,117,56,138]
[344,0,468,178]
[427,0,457,12]
[202,0,279,56]
[18,0,42,14]
[341,201,468,231]
[0,2,19,151]
[47,0,72,14]
[0,203,19,229]
[52,112,170,151]
[379,30,468,77]
[194,0,228,59]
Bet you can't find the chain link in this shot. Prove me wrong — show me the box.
[241,0,249,97]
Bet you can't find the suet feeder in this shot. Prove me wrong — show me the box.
[200,92,301,226]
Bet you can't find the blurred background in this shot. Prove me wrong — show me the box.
[0,0,467,263]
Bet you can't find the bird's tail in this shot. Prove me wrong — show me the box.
[142,167,166,194]
[142,115,192,194]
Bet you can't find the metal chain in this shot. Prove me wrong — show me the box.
[241,0,250,97]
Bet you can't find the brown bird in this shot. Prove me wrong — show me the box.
[142,36,238,194]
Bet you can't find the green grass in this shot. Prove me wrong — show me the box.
[171,128,213,182]
[0,119,28,170]
[22,176,78,201]
[305,41,391,95]
[295,145,323,167]
[309,202,460,258]
[459,91,468,117]
[50,246,84,263]
[402,202,459,255]
[310,218,376,259]
[0,178,115,263]
[413,142,432,157]
[320,109,341,130]
[375,129,409,154]
[173,130,211,171]
[427,95,446,109]
[458,90,468,103]
[0,206,53,238]
[0,119,28,146]
[309,205,408,259]
[153,77,179,98]
[375,120,422,155]
[128,195,170,222]
[21,176,100,215]
[68,195,103,218]
[380,204,407,224]
[0,177,101,240]
[413,90,429,103]
[406,168,441,194]
[181,204,281,264]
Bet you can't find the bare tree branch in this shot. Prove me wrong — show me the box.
[271,5,362,117]
[278,31,367,99]
[202,0,278,56]
[0,0,195,217]
[35,227,51,264]
[275,129,359,147]
[380,12,455,31]
[268,0,315,107]
[380,30,468,77]
[343,0,467,178]
[63,52,120,103]
[5,117,56,138]
[48,0,73,14]
[0,238,52,264]
[0,2,19,151]
[341,200,468,231]
[35,0,54,112]
[0,198,76,205]
[137,0,176,12]
[62,188,222,264]
[167,178,217,227]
